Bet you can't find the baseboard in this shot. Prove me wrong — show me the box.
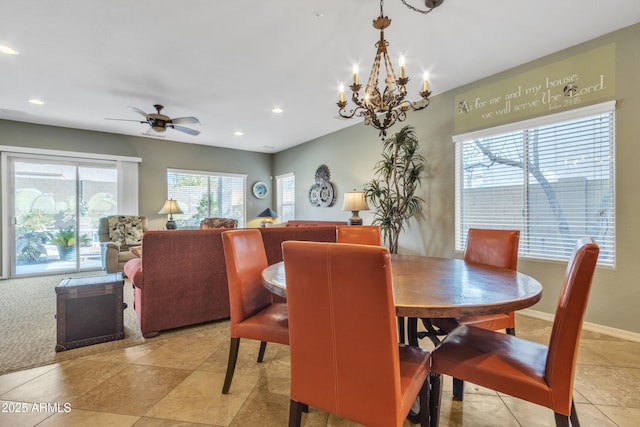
[520,309,640,343]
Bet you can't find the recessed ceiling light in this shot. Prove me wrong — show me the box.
[272,107,283,114]
[0,45,19,55]
[28,99,44,105]
[234,131,243,136]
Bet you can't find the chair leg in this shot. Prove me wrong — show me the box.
[398,316,406,344]
[452,377,464,401]
[289,399,304,427]
[257,341,267,362]
[222,337,240,394]
[418,374,430,427]
[429,373,442,427]
[570,399,580,427]
[506,327,516,335]
[553,412,570,427]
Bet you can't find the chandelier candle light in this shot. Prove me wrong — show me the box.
[337,0,434,138]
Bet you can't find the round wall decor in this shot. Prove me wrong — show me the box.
[309,165,336,207]
[252,181,269,199]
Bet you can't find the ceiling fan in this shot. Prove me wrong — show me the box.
[106,104,201,136]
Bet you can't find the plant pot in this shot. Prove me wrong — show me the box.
[57,246,76,261]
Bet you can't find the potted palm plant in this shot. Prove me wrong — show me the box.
[364,125,427,254]
[48,226,90,261]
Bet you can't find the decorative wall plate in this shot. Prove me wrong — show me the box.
[315,164,331,183]
[309,165,336,207]
[252,181,269,199]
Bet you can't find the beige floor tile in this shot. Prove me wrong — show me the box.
[228,375,291,426]
[576,343,617,365]
[0,399,54,427]
[0,364,60,396]
[581,339,640,368]
[199,338,284,379]
[133,417,219,426]
[70,364,192,416]
[434,393,520,426]
[146,370,259,425]
[574,364,640,408]
[81,341,167,365]
[132,336,216,370]
[596,405,640,427]
[1,360,126,404]
[37,408,140,426]
[500,396,617,426]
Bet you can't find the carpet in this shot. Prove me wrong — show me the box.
[0,272,148,375]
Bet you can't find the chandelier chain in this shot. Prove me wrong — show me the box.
[401,0,438,15]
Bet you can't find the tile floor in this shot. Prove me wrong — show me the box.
[0,314,639,426]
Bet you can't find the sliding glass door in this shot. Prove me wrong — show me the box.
[10,156,118,277]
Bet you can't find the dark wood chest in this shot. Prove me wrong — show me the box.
[55,273,125,352]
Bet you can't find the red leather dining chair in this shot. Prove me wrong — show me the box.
[454,228,521,334]
[336,224,411,344]
[221,229,289,394]
[282,241,431,427]
[336,225,382,246]
[429,237,599,427]
[429,228,520,399]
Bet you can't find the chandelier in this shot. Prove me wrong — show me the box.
[337,0,440,138]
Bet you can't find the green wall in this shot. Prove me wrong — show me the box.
[0,121,273,270]
[273,22,640,334]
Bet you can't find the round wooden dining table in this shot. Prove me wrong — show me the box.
[262,253,542,323]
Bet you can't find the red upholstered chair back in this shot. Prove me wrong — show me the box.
[283,241,406,426]
[545,237,599,411]
[464,228,520,270]
[222,229,271,334]
[336,225,382,246]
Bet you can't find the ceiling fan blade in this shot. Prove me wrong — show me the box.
[104,118,146,123]
[128,106,149,118]
[170,116,200,125]
[172,125,201,136]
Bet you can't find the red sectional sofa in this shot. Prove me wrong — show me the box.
[123,225,342,338]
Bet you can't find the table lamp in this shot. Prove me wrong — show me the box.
[158,199,183,230]
[341,190,369,225]
[257,208,278,227]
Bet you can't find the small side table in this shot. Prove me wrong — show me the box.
[55,272,125,352]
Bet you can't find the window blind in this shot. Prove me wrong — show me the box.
[277,173,295,222]
[454,102,615,266]
[166,169,246,228]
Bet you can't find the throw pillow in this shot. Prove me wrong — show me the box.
[108,216,144,246]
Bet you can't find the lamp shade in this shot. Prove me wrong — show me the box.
[257,208,278,218]
[158,199,183,215]
[341,191,369,212]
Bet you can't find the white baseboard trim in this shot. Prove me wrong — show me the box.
[520,309,640,343]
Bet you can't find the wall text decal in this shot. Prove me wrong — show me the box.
[454,44,615,134]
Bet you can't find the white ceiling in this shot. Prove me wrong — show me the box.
[1,1,639,154]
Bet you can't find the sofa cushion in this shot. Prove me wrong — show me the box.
[123,258,143,288]
[108,216,144,246]
[130,246,142,257]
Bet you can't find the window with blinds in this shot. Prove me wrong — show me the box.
[166,169,246,229]
[276,173,295,222]
[454,101,615,266]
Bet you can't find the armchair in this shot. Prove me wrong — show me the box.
[199,217,238,229]
[99,215,148,274]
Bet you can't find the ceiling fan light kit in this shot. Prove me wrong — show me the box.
[105,104,201,137]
